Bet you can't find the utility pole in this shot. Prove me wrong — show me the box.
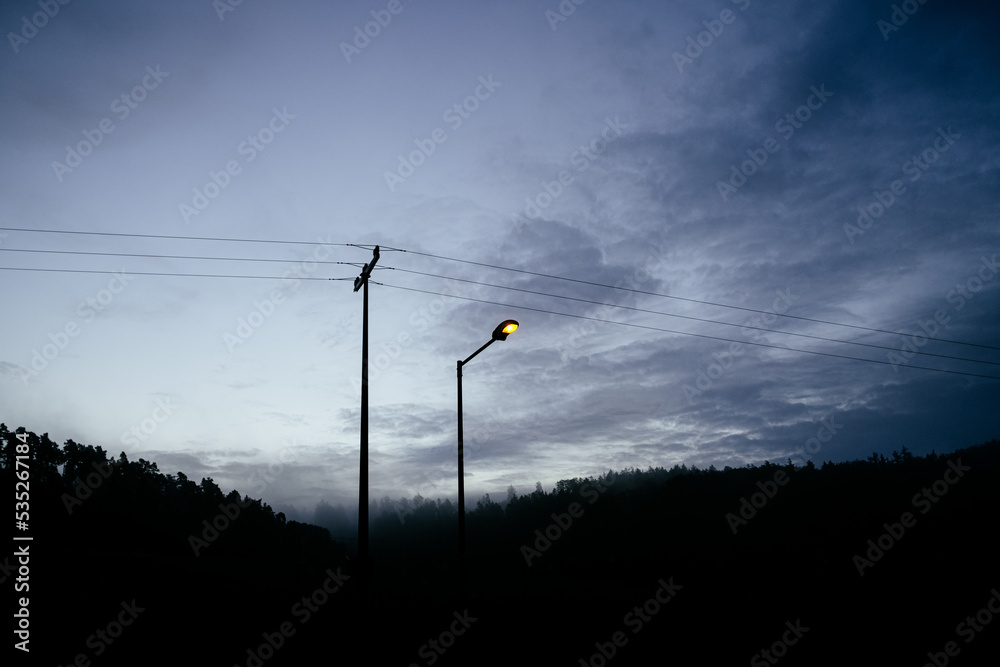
[353,245,379,598]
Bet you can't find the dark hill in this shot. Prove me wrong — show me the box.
[3,424,997,666]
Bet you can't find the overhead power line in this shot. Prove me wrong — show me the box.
[0,247,367,268]
[373,281,1000,381]
[0,266,354,281]
[386,246,1000,352]
[1,226,995,352]
[3,254,993,367]
[380,266,1000,367]
[0,226,375,250]
[1,261,993,378]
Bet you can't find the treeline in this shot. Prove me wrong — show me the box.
[1,423,343,568]
[7,420,997,588]
[355,460,766,547]
[5,421,999,664]
[358,448,896,555]
[2,423,352,664]
[356,441,1000,600]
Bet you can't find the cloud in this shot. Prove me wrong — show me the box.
[2,0,997,516]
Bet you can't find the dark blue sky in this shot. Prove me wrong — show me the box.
[1,0,997,516]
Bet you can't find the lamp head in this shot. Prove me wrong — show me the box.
[492,319,519,341]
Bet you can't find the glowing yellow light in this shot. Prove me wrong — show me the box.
[492,319,519,341]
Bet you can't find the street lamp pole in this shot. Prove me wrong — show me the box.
[456,319,518,603]
[457,357,466,601]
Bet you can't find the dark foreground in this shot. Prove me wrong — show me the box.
[6,431,1000,665]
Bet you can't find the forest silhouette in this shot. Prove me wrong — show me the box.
[3,423,997,665]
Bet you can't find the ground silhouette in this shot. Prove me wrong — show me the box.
[3,424,997,665]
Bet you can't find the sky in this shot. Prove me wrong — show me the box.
[1,0,998,520]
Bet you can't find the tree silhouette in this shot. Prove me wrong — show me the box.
[5,421,998,665]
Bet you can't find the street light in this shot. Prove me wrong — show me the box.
[456,319,518,602]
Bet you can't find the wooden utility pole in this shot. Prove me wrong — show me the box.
[353,245,379,596]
